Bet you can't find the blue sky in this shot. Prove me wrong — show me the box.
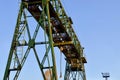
[0,0,120,80]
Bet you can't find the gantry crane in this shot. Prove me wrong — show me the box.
[3,0,87,80]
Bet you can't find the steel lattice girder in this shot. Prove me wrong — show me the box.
[3,0,87,80]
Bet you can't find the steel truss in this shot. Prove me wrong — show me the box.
[3,0,87,80]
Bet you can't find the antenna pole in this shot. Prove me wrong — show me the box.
[102,72,110,80]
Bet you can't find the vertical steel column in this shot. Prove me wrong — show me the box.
[45,0,58,80]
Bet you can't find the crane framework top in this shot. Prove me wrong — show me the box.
[3,0,87,80]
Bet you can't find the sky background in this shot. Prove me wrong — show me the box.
[0,0,120,80]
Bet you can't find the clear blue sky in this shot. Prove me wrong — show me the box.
[0,0,120,80]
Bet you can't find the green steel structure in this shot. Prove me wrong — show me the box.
[3,0,87,80]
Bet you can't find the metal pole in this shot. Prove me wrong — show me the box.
[46,0,58,80]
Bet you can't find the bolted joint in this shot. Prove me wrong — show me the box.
[28,39,35,48]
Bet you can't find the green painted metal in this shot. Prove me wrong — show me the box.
[46,1,58,79]
[3,0,87,80]
[3,3,24,80]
